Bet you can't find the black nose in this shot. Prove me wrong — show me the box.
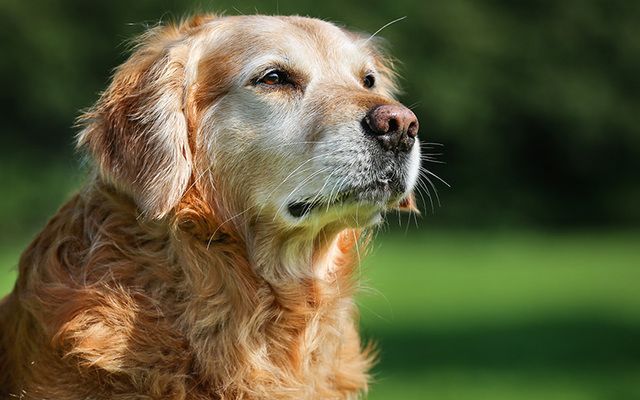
[363,104,419,152]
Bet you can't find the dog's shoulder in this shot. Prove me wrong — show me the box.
[4,190,197,396]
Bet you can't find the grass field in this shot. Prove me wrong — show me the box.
[2,230,639,399]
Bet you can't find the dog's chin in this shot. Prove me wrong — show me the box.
[284,181,410,228]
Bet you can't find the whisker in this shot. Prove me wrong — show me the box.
[326,176,347,212]
[404,207,412,235]
[423,175,441,207]
[365,16,407,44]
[416,178,434,212]
[255,164,316,220]
[420,166,451,188]
[256,148,342,217]
[324,157,358,212]
[209,162,338,240]
[407,102,422,111]
[191,141,334,200]
[260,140,329,152]
[274,166,333,220]
[206,205,255,249]
[308,168,340,207]
[415,180,432,214]
[184,164,215,195]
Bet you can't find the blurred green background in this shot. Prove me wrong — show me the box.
[1,0,639,399]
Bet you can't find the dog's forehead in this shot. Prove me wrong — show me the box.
[200,15,370,70]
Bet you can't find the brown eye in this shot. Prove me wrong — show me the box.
[258,70,288,86]
[363,74,375,89]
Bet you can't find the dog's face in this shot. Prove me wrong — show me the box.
[79,15,420,230]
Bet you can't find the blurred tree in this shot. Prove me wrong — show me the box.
[0,0,638,235]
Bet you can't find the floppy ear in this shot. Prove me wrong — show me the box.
[77,26,192,219]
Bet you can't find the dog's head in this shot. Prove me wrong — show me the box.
[78,15,420,231]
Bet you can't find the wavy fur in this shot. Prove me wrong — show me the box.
[0,14,418,399]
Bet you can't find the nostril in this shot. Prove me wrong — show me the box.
[407,121,419,138]
[387,118,399,133]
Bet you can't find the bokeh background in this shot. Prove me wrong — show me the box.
[1,0,639,398]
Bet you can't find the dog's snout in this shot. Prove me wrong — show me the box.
[363,104,419,152]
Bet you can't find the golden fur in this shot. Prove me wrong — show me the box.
[0,14,419,399]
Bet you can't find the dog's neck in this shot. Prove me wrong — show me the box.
[174,183,362,286]
[170,189,368,390]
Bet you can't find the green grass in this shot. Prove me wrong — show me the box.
[358,231,640,399]
[2,230,639,399]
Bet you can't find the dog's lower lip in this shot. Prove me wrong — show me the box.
[287,179,406,218]
[287,188,390,219]
[287,201,315,218]
[287,194,348,218]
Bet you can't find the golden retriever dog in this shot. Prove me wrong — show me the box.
[0,14,420,399]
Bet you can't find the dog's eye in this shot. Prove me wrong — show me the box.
[258,70,289,86]
[363,74,375,89]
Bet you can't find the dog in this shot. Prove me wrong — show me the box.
[0,14,420,399]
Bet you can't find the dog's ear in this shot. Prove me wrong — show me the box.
[77,26,194,219]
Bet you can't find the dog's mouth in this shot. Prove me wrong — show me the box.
[287,192,353,218]
[287,202,314,218]
[286,181,407,219]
